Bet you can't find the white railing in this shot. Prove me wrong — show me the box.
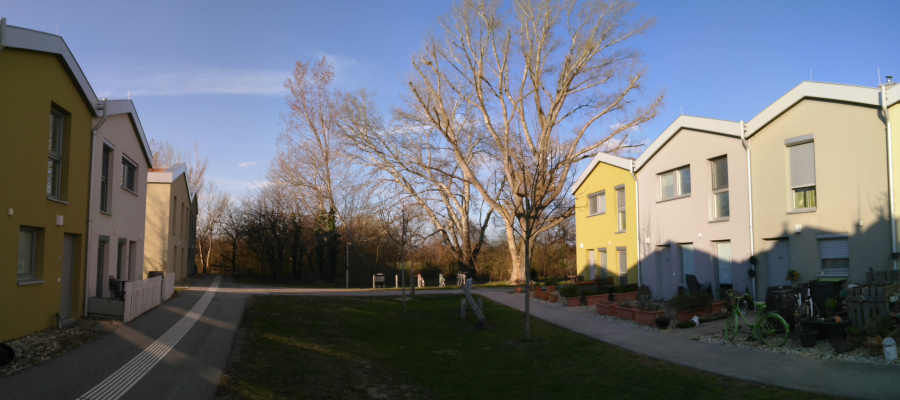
[123,276,162,323]
[162,274,175,302]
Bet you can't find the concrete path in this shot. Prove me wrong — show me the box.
[481,291,900,400]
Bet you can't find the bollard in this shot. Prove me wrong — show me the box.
[372,275,375,289]
[460,298,466,318]
[885,338,897,361]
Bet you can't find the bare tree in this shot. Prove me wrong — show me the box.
[379,198,428,312]
[404,0,663,338]
[221,201,246,275]
[196,182,229,273]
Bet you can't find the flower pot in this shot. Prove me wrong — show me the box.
[586,294,610,306]
[676,307,710,322]
[548,294,559,303]
[710,301,725,314]
[613,291,638,303]
[866,336,884,356]
[533,289,542,298]
[823,317,852,343]
[615,305,635,320]
[833,339,856,354]
[532,285,541,292]
[596,302,616,316]
[633,309,665,326]
[544,285,556,293]
[566,297,582,307]
[799,330,818,348]
[540,292,549,301]
[514,287,523,294]
[655,317,670,329]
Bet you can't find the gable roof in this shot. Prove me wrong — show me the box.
[0,19,101,117]
[634,116,741,172]
[571,152,633,195]
[148,163,193,201]
[104,100,154,167]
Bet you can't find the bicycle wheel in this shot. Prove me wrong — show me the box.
[757,313,789,347]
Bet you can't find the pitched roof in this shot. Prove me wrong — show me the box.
[571,152,633,195]
[148,163,193,200]
[634,116,742,172]
[104,100,154,168]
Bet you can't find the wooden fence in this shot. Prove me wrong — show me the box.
[123,276,162,323]
[162,274,175,302]
[846,284,900,328]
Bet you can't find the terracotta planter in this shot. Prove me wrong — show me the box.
[676,307,710,322]
[533,289,542,298]
[548,294,559,303]
[566,297,582,307]
[596,303,617,316]
[544,285,557,292]
[514,287,523,294]
[532,285,541,292]
[615,305,635,320]
[540,292,549,301]
[586,294,610,306]
[613,291,638,303]
[710,301,725,314]
[633,309,666,326]
[575,281,599,294]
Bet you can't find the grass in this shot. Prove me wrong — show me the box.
[216,295,843,400]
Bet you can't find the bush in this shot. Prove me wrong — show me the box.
[670,292,712,311]
[558,285,579,298]
[676,320,697,328]
[543,278,559,286]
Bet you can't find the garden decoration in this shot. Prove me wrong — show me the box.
[724,289,789,347]
[786,269,800,285]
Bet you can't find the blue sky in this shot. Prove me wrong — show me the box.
[3,0,899,194]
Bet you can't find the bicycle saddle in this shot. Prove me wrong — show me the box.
[753,301,766,308]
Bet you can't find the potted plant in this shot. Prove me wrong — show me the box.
[632,298,666,326]
[596,301,617,316]
[559,285,581,307]
[585,290,610,306]
[825,296,841,317]
[655,315,670,329]
[671,292,713,322]
[612,284,639,302]
[786,269,800,286]
[864,315,896,355]
[540,291,550,301]
[548,293,559,303]
[615,301,637,320]
[543,279,558,293]
[676,320,696,329]
[514,287,523,294]
[795,319,818,348]
[822,316,853,343]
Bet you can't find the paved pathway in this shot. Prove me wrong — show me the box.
[480,291,900,400]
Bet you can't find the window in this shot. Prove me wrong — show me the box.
[789,140,816,210]
[679,243,695,284]
[599,249,608,280]
[819,238,849,275]
[660,166,690,200]
[711,157,729,219]
[122,156,137,193]
[617,248,628,285]
[588,191,606,215]
[18,227,37,279]
[616,187,626,231]
[100,145,112,212]
[48,111,64,199]
[172,196,177,235]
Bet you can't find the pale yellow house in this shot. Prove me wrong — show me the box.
[144,164,197,280]
[572,153,639,285]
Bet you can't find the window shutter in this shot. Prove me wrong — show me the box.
[790,142,816,188]
[819,239,849,259]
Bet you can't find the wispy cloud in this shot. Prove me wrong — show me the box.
[93,66,289,98]
[238,161,257,168]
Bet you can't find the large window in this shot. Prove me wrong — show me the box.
[711,157,729,219]
[100,145,112,213]
[122,156,137,193]
[617,248,628,285]
[819,238,849,275]
[48,111,64,199]
[616,187,626,232]
[789,140,816,210]
[18,227,37,279]
[588,191,606,215]
[660,166,691,200]
[599,249,608,280]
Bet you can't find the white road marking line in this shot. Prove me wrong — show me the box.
[77,275,221,400]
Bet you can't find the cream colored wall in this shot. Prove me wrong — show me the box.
[86,114,149,298]
[637,128,751,300]
[891,102,900,262]
[143,173,192,280]
[574,162,639,284]
[751,99,891,295]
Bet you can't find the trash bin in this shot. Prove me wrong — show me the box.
[811,278,845,313]
[884,338,897,361]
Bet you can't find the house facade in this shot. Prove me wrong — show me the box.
[85,100,153,302]
[635,117,751,300]
[572,153,639,285]
[0,20,100,340]
[144,164,196,281]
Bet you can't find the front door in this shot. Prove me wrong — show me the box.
[588,250,596,280]
[61,234,74,319]
[767,239,791,287]
[656,246,670,297]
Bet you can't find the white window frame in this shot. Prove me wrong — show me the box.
[787,135,816,212]
[121,155,138,194]
[615,186,626,232]
[48,110,64,200]
[18,227,38,280]
[711,156,729,220]
[659,166,691,201]
[588,191,606,216]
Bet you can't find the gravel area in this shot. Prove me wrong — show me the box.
[511,291,900,366]
[0,320,113,378]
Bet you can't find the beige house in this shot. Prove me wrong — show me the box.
[747,82,897,298]
[144,164,197,280]
[85,100,153,306]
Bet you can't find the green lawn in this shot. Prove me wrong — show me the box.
[216,295,841,400]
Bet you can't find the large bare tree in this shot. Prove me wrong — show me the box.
[404,0,663,338]
[196,182,229,273]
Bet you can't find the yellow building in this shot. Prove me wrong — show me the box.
[572,153,639,285]
[0,20,102,341]
[144,164,197,280]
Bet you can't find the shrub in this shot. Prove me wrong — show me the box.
[558,285,579,298]
[676,320,697,328]
[543,278,559,286]
[825,296,839,311]
[670,292,712,311]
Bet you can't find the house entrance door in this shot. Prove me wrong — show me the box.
[767,239,791,287]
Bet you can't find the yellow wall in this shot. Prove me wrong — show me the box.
[0,49,93,341]
[144,174,193,280]
[574,162,639,285]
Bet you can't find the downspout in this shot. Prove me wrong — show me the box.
[741,121,757,301]
[83,99,108,316]
[630,160,641,289]
[881,80,898,270]
[0,18,7,56]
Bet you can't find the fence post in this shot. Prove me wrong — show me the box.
[373,275,375,289]
[396,275,398,288]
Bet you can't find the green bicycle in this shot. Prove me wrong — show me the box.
[724,290,789,347]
